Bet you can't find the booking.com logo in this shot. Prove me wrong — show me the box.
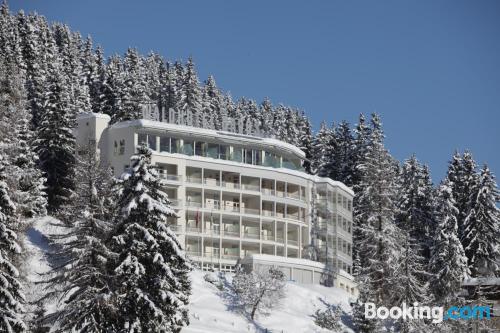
[365,302,492,323]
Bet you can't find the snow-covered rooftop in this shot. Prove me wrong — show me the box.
[111,119,306,159]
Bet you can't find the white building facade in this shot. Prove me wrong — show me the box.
[75,113,356,294]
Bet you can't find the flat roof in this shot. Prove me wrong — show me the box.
[111,119,306,159]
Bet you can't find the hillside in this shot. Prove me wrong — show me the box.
[22,217,354,333]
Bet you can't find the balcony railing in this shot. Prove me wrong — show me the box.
[287,239,299,247]
[204,227,221,235]
[276,190,286,198]
[185,227,202,234]
[186,201,202,208]
[242,207,260,215]
[287,192,301,200]
[221,181,240,189]
[223,229,240,237]
[261,233,275,241]
[223,205,240,213]
[204,202,221,210]
[158,174,182,182]
[276,237,285,244]
[241,183,260,192]
[243,231,260,239]
[203,178,220,187]
[221,254,240,260]
[262,210,275,217]
[186,176,203,184]
[261,188,275,196]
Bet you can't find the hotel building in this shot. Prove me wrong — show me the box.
[75,112,356,294]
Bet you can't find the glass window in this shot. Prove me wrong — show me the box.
[348,200,352,212]
[219,145,229,160]
[195,141,206,156]
[207,143,219,159]
[254,150,262,165]
[148,135,157,151]
[119,139,125,155]
[183,140,194,156]
[160,137,170,152]
[337,194,342,205]
[171,138,179,153]
[232,147,243,162]
[244,149,253,164]
[138,133,147,146]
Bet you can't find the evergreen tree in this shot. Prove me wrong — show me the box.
[355,114,401,306]
[202,75,222,130]
[0,154,27,332]
[332,121,354,186]
[34,61,76,213]
[181,57,202,127]
[259,98,273,136]
[430,180,469,304]
[0,60,46,218]
[297,111,313,174]
[273,104,287,141]
[397,155,436,261]
[462,165,500,277]
[310,121,334,177]
[109,146,191,332]
[45,144,117,332]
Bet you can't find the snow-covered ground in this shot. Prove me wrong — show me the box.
[187,270,355,333]
[22,217,355,333]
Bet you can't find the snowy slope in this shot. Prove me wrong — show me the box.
[23,217,355,333]
[186,271,355,333]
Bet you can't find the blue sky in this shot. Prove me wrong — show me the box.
[10,0,500,181]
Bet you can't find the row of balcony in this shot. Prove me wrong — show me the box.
[169,224,299,246]
[158,172,306,202]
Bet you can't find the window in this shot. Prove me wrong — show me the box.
[337,193,342,205]
[264,151,278,167]
[160,137,169,152]
[254,150,262,165]
[119,140,125,155]
[183,140,194,156]
[231,147,243,162]
[138,133,147,146]
[348,200,352,212]
[148,134,157,151]
[219,145,229,160]
[171,138,179,153]
[244,149,253,164]
[207,143,219,159]
[195,141,206,156]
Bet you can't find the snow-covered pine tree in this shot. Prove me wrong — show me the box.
[17,11,47,128]
[45,144,117,332]
[332,121,354,186]
[429,179,469,304]
[0,59,46,218]
[109,145,191,332]
[202,75,223,130]
[34,59,76,213]
[297,111,313,174]
[114,48,147,122]
[462,165,500,277]
[445,151,479,243]
[355,113,402,306]
[181,57,202,127]
[259,98,273,137]
[0,154,27,332]
[310,121,333,177]
[285,108,301,146]
[352,113,371,190]
[397,155,436,262]
[273,104,288,141]
[101,54,123,121]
